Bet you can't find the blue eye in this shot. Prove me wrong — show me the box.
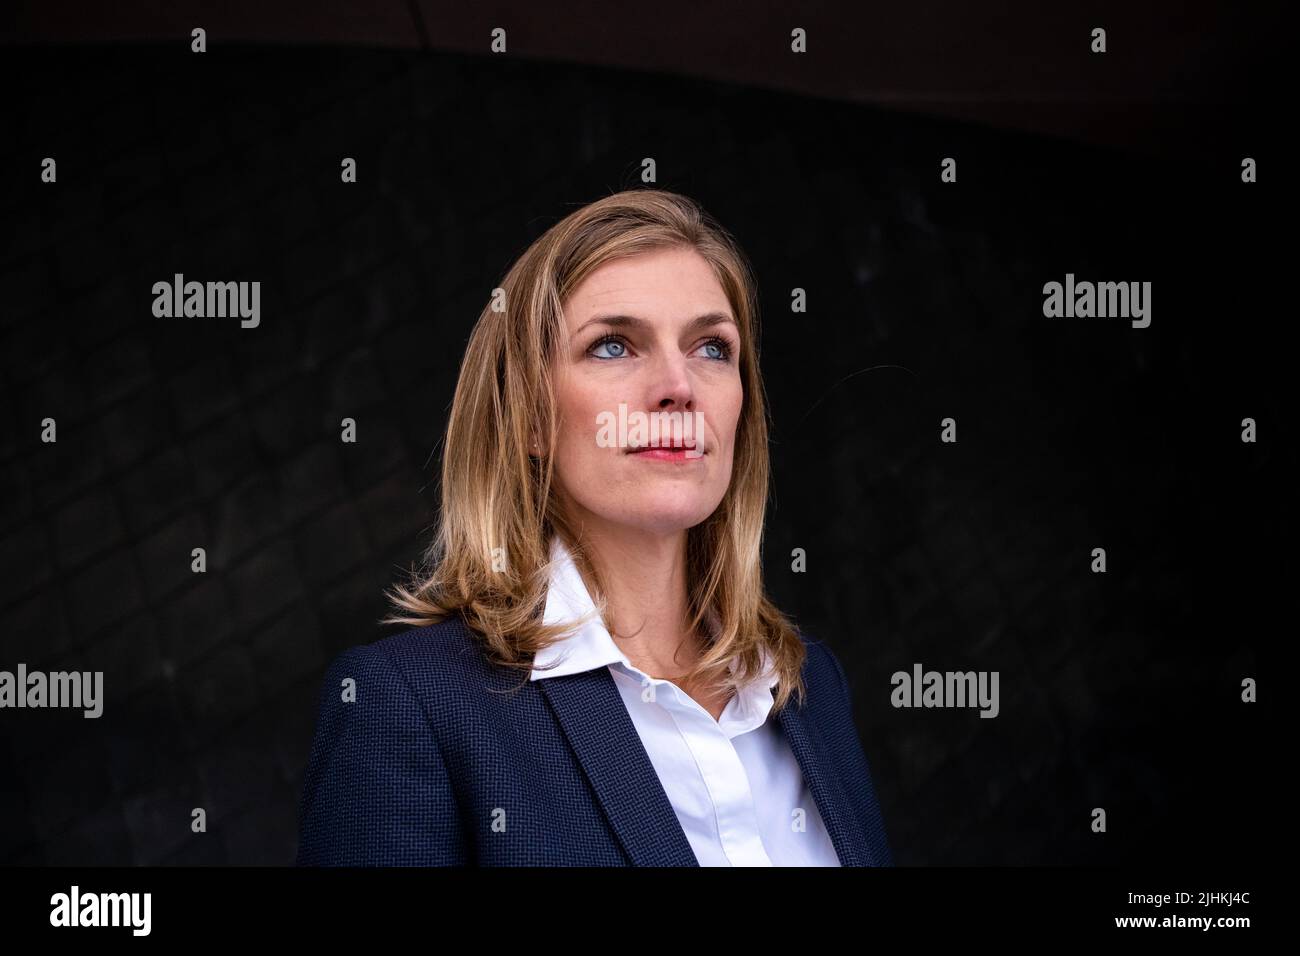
[699,337,733,361]
[590,335,628,359]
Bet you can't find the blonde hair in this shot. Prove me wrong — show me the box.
[382,188,808,711]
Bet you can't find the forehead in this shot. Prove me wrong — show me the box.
[562,247,732,328]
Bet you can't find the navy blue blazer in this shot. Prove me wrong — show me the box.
[295,615,894,866]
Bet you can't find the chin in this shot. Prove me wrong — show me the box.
[611,499,721,534]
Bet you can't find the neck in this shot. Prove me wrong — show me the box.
[568,520,700,679]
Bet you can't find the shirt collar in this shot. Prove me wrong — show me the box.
[530,535,633,679]
[530,536,780,724]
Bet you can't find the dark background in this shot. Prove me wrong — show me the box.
[0,1,1284,865]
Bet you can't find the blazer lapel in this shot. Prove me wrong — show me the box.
[775,697,879,866]
[537,667,700,866]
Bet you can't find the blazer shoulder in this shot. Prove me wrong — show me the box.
[320,615,488,696]
[297,618,472,865]
[790,626,895,866]
[791,625,850,695]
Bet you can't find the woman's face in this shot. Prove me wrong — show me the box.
[549,245,744,537]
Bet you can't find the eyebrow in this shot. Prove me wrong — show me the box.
[572,311,737,339]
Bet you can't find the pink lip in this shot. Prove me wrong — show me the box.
[627,447,705,462]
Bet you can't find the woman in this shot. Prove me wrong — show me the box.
[295,189,894,866]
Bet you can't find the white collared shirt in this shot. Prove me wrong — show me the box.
[530,536,842,866]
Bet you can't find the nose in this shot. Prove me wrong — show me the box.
[648,350,695,414]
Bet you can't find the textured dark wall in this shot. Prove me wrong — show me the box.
[0,42,1280,866]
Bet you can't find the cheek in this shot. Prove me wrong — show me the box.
[555,384,605,459]
[713,386,744,450]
